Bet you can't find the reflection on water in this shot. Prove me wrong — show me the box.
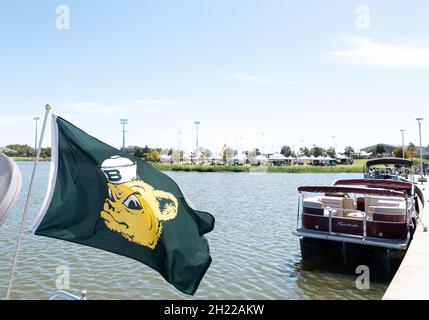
[0,162,388,299]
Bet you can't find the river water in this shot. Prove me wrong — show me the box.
[0,162,388,300]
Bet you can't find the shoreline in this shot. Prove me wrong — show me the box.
[151,163,365,173]
[12,158,366,173]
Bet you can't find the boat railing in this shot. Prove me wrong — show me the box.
[297,201,368,239]
[326,207,367,239]
[49,290,87,300]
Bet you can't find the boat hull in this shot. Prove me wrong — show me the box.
[302,214,408,240]
[299,237,405,276]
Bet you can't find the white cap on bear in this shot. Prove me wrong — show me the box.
[100,156,137,184]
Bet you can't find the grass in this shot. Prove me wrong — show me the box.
[151,163,250,172]
[13,157,424,174]
[12,157,50,162]
[152,159,368,173]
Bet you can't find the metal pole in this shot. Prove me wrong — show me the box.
[123,123,125,150]
[6,104,51,300]
[400,129,405,158]
[194,121,200,151]
[261,133,265,155]
[417,118,424,176]
[120,119,128,151]
[177,131,181,162]
[33,117,40,157]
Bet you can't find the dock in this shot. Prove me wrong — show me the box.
[383,180,429,300]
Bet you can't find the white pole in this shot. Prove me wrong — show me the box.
[417,118,424,176]
[6,104,51,300]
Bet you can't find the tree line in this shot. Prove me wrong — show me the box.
[3,144,51,159]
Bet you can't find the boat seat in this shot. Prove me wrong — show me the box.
[371,206,406,215]
[303,199,323,209]
[365,196,406,213]
[321,196,343,209]
[342,198,355,216]
[344,211,364,219]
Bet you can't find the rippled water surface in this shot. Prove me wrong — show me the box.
[0,162,388,299]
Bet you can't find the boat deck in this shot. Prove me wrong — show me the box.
[383,180,429,300]
[293,228,409,250]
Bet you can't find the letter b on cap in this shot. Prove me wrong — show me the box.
[103,169,123,183]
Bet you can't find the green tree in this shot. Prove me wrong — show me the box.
[40,147,51,159]
[311,145,325,157]
[406,143,418,159]
[344,146,355,157]
[224,147,237,158]
[300,147,311,157]
[374,144,386,156]
[280,145,292,157]
[393,147,404,158]
[7,144,34,157]
[134,147,146,158]
[144,150,160,162]
[326,147,336,158]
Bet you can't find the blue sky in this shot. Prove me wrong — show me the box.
[1,1,428,154]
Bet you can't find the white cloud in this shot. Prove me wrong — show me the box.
[134,99,184,106]
[59,102,121,115]
[231,73,294,85]
[0,115,34,125]
[327,35,429,70]
[58,99,185,118]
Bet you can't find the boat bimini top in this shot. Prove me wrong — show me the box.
[365,158,414,169]
[0,153,22,226]
[333,179,424,206]
[297,186,408,199]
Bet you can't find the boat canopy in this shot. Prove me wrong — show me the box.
[333,179,424,206]
[365,158,413,168]
[0,153,22,226]
[334,179,412,190]
[298,185,407,198]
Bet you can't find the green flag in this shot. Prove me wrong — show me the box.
[31,115,215,295]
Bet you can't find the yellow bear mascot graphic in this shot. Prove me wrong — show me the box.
[100,156,178,249]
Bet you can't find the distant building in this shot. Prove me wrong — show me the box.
[360,143,429,159]
[360,143,399,156]
[123,146,139,154]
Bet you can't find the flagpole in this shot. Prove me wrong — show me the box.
[6,104,52,300]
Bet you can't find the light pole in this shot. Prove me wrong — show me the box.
[416,118,424,176]
[194,121,200,151]
[400,129,406,159]
[177,131,181,162]
[33,117,40,157]
[120,119,128,151]
[261,133,265,155]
